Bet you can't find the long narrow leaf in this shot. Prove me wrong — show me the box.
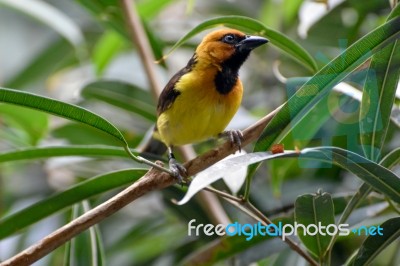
[81,81,157,122]
[268,82,361,196]
[351,217,400,266]
[360,41,400,161]
[380,148,400,169]
[300,147,400,203]
[295,193,335,259]
[93,31,127,76]
[178,147,400,205]
[0,169,147,240]
[0,145,132,163]
[0,87,127,145]
[0,104,48,145]
[248,16,400,181]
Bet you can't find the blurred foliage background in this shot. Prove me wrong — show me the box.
[0,0,399,265]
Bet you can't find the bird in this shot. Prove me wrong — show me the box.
[144,28,268,182]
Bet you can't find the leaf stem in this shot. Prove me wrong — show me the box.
[203,187,244,203]
[123,145,171,174]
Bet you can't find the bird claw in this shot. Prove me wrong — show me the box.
[220,130,244,152]
[169,158,187,184]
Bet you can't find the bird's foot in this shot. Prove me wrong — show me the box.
[169,157,187,184]
[220,130,244,152]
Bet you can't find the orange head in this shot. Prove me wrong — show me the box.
[195,29,268,66]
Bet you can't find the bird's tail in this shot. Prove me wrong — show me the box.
[137,126,167,160]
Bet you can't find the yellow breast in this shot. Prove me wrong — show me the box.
[156,69,243,147]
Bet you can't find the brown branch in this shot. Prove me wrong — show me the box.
[121,0,163,98]
[1,103,279,266]
[0,167,173,266]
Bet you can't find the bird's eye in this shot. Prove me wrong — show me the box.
[222,34,236,44]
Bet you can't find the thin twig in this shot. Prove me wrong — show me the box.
[224,197,267,222]
[121,0,162,98]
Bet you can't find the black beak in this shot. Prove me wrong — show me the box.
[236,35,269,51]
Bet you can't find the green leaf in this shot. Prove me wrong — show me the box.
[332,192,385,217]
[0,0,83,47]
[93,31,127,76]
[163,15,318,73]
[0,168,147,239]
[0,145,132,163]
[360,40,400,162]
[178,146,400,205]
[326,145,400,254]
[0,104,48,145]
[268,80,358,196]
[66,202,105,266]
[136,0,176,18]
[52,123,130,146]
[295,192,335,259]
[388,3,400,19]
[255,16,400,153]
[299,147,400,204]
[380,147,400,169]
[249,16,400,182]
[81,80,157,122]
[351,217,400,266]
[282,0,303,26]
[0,87,127,145]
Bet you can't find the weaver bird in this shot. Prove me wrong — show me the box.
[145,29,268,181]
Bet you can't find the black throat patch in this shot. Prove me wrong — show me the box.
[214,51,250,95]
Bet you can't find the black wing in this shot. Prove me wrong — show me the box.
[157,54,197,115]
